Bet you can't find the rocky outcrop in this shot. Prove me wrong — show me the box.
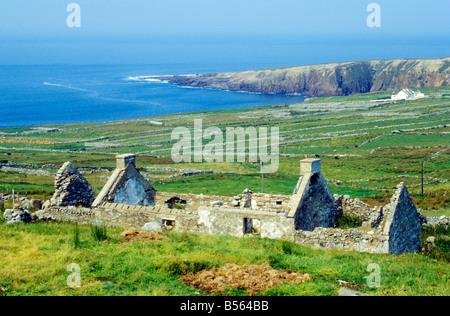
[50,162,95,208]
[152,57,450,97]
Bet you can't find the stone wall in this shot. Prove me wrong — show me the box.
[334,194,373,220]
[295,227,388,253]
[289,159,336,231]
[154,191,291,214]
[50,162,95,208]
[294,183,422,255]
[38,156,425,255]
[382,183,422,255]
[44,201,295,241]
[92,154,156,207]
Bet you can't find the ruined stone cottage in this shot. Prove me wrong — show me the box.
[43,154,422,255]
[92,154,156,207]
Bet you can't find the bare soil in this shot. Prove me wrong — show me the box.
[181,262,313,295]
[118,228,167,244]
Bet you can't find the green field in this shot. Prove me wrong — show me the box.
[1,87,448,213]
[0,222,448,296]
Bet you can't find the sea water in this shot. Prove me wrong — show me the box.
[1,34,448,128]
[0,63,306,128]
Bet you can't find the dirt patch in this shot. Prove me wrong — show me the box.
[0,138,55,144]
[119,228,167,244]
[181,263,313,296]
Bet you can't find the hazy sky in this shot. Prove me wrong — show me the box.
[0,1,448,65]
[1,0,449,38]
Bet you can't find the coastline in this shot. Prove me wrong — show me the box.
[145,57,450,98]
[0,64,306,129]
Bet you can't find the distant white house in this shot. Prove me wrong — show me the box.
[391,88,425,101]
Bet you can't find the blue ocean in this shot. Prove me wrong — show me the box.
[0,64,307,128]
[1,35,448,128]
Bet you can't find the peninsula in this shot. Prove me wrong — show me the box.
[147,57,450,97]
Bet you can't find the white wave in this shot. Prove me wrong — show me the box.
[126,76,170,83]
[43,82,91,92]
[43,82,160,105]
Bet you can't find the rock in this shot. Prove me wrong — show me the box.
[29,199,42,210]
[42,200,51,210]
[19,210,32,224]
[426,236,436,247]
[141,222,162,232]
[338,288,366,296]
[4,209,13,220]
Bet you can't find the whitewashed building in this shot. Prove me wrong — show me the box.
[391,88,425,101]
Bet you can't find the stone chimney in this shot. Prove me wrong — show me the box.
[300,158,321,176]
[116,154,136,169]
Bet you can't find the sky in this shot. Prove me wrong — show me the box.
[0,0,449,65]
[1,0,448,37]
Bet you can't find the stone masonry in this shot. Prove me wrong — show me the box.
[42,156,423,255]
[295,182,422,254]
[92,154,156,207]
[288,159,336,231]
[50,162,95,208]
[383,183,422,255]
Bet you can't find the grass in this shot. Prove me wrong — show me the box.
[90,224,109,243]
[335,213,364,229]
[0,221,448,296]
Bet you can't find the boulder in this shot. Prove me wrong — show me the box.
[29,199,42,210]
[142,221,162,232]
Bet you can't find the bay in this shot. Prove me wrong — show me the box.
[0,63,306,128]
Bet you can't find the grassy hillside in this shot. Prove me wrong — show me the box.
[0,222,448,296]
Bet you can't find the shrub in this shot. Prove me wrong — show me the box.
[421,224,450,262]
[72,225,82,249]
[91,224,108,242]
[163,260,216,276]
[335,213,363,228]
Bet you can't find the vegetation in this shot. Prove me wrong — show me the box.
[335,213,364,229]
[90,224,109,243]
[0,221,448,296]
[0,87,448,296]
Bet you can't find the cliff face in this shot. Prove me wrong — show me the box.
[156,57,450,97]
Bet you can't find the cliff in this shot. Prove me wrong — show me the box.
[153,57,450,97]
